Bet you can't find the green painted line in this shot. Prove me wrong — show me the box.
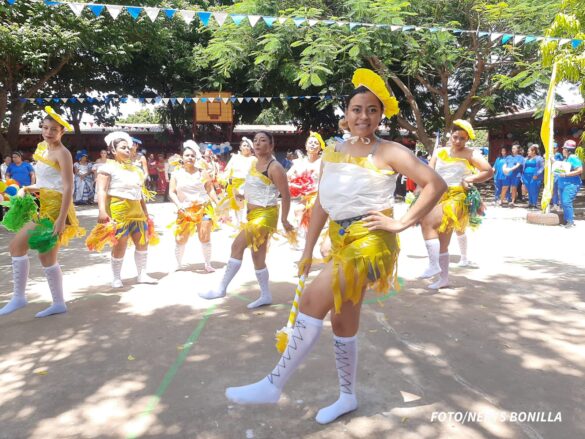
[230,293,251,302]
[125,305,216,439]
[363,277,404,305]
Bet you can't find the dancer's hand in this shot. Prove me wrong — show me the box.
[298,252,312,276]
[363,211,407,233]
[97,210,111,224]
[17,187,26,197]
[53,216,66,236]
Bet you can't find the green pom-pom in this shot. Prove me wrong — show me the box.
[1,194,38,232]
[28,218,58,253]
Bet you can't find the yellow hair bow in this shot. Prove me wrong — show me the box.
[44,106,73,132]
[351,68,399,119]
[309,131,325,150]
[452,120,476,140]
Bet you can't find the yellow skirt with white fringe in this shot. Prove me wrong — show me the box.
[170,202,216,238]
[39,189,86,246]
[437,186,469,234]
[242,205,279,251]
[226,177,246,211]
[327,211,399,314]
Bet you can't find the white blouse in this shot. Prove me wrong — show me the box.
[173,168,210,206]
[225,154,255,180]
[244,160,280,207]
[434,148,475,187]
[36,160,64,193]
[98,160,144,201]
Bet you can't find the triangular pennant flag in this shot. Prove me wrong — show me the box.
[138,97,145,103]
[222,98,229,104]
[524,36,537,44]
[308,19,319,27]
[193,98,199,103]
[429,27,439,32]
[349,22,359,30]
[18,98,26,103]
[88,4,104,17]
[230,97,237,103]
[513,35,525,45]
[177,98,184,104]
[162,98,169,104]
[197,11,212,26]
[6,0,16,5]
[78,97,85,103]
[259,97,265,102]
[170,98,177,105]
[144,7,159,22]
[69,97,77,103]
[299,96,305,101]
[145,98,153,104]
[559,38,571,46]
[120,97,128,103]
[322,20,335,26]
[245,97,252,102]
[36,98,44,105]
[53,98,60,103]
[237,97,244,103]
[68,3,85,17]
[478,31,489,38]
[200,97,207,103]
[390,25,401,31]
[181,10,195,24]
[305,96,312,99]
[126,6,142,20]
[403,25,415,32]
[337,21,347,27]
[60,98,68,103]
[501,34,513,44]
[252,97,259,102]
[107,5,123,20]
[266,97,272,102]
[572,39,583,49]
[28,98,35,103]
[451,29,463,35]
[214,12,228,26]
[164,9,176,19]
[490,33,502,42]
[45,2,60,7]
[184,97,192,104]
[278,17,287,24]
[230,14,246,26]
[248,15,261,27]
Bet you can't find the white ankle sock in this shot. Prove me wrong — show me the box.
[419,239,441,279]
[174,243,186,270]
[36,263,67,318]
[201,242,215,272]
[457,233,468,264]
[135,250,157,284]
[111,256,124,288]
[0,255,29,316]
[248,267,272,309]
[429,252,450,289]
[316,335,359,424]
[199,257,241,299]
[226,312,323,404]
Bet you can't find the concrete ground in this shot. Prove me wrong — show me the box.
[0,198,584,439]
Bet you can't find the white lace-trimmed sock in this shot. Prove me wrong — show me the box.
[247,267,272,309]
[35,263,67,318]
[174,243,186,271]
[0,255,30,316]
[111,256,124,288]
[457,233,468,266]
[135,250,157,284]
[199,257,241,299]
[316,335,359,424]
[429,252,450,289]
[201,241,215,272]
[418,239,441,279]
[226,312,323,404]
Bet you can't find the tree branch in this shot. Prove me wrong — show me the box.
[23,53,73,98]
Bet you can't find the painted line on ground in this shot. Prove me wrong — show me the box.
[125,304,216,439]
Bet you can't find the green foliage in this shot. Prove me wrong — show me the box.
[117,108,162,124]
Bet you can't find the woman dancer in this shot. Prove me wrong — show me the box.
[88,132,158,287]
[0,107,85,317]
[73,153,94,205]
[419,120,493,289]
[222,137,255,226]
[224,69,446,424]
[169,141,220,272]
[199,132,293,309]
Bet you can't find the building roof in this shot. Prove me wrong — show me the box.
[476,103,584,125]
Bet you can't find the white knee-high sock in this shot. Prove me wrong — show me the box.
[36,263,67,318]
[174,243,186,270]
[111,256,124,288]
[135,250,157,284]
[248,267,272,309]
[418,239,441,279]
[201,241,215,272]
[316,335,359,424]
[457,233,468,264]
[199,257,241,299]
[0,255,29,316]
[226,312,323,404]
[429,252,450,289]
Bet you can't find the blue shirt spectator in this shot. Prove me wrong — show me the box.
[6,152,35,187]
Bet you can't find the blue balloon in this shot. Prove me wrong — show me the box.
[5,186,18,196]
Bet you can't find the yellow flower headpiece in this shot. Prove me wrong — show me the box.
[452,120,476,140]
[44,106,73,132]
[351,68,399,119]
[309,131,325,150]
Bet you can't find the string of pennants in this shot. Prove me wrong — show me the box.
[18,95,341,106]
[6,0,584,48]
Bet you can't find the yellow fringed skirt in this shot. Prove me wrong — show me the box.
[299,191,318,231]
[327,212,400,314]
[109,196,158,245]
[437,186,469,234]
[226,177,246,211]
[39,189,86,246]
[170,202,216,238]
[242,205,279,251]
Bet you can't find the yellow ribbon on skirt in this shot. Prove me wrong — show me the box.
[225,177,246,211]
[169,202,216,237]
[39,189,86,246]
[437,186,469,234]
[327,212,399,314]
[107,196,155,245]
[242,205,279,251]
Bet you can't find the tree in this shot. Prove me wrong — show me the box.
[203,0,560,149]
[118,108,162,124]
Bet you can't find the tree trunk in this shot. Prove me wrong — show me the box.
[5,100,26,154]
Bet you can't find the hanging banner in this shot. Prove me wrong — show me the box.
[540,62,558,213]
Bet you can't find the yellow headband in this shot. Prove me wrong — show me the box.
[44,106,73,132]
[452,120,476,140]
[308,131,325,150]
[351,68,399,119]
